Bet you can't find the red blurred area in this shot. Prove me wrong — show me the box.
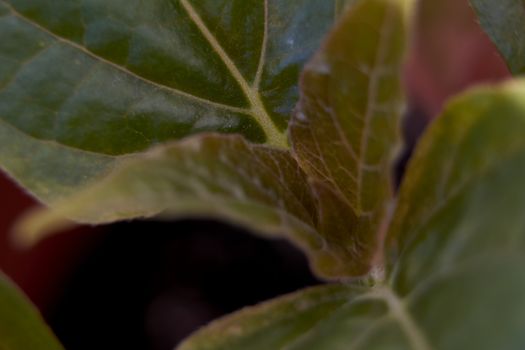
[406,0,510,118]
[0,172,100,311]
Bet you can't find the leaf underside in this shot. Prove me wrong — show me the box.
[179,78,525,350]
[17,134,351,277]
[289,0,410,275]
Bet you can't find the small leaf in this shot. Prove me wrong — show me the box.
[0,272,64,350]
[470,0,525,74]
[289,0,414,275]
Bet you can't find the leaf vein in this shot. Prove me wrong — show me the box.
[355,3,396,213]
[1,0,251,115]
[179,0,286,147]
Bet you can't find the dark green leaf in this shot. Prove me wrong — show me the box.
[470,0,525,74]
[0,272,64,350]
[289,0,413,275]
[0,0,341,205]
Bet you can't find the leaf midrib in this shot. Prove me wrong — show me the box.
[179,0,286,148]
[355,2,397,213]
[1,0,287,148]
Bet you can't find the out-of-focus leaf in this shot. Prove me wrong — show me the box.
[470,0,525,74]
[289,0,413,276]
[388,79,525,293]
[0,0,341,206]
[382,80,525,349]
[0,272,64,350]
[408,0,509,117]
[176,284,363,350]
[178,79,525,350]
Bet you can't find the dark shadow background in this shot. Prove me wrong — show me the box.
[0,0,510,349]
[49,221,319,350]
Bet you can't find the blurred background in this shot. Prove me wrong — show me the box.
[0,0,511,349]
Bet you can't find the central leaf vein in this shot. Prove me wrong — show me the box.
[179,0,287,148]
[2,0,288,147]
[356,3,396,213]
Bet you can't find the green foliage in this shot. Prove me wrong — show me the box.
[290,0,411,275]
[0,0,339,207]
[178,66,525,350]
[0,273,64,350]
[1,0,525,349]
[16,0,412,279]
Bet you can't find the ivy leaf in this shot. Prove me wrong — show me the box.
[178,80,525,350]
[289,0,413,275]
[470,0,525,74]
[0,272,64,350]
[0,0,340,204]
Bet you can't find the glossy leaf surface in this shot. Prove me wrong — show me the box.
[0,273,64,350]
[289,0,413,275]
[179,79,525,350]
[0,0,341,208]
[470,0,525,74]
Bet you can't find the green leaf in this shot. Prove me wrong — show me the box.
[178,280,439,350]
[289,0,414,276]
[388,79,525,293]
[179,79,525,350]
[176,284,365,350]
[0,272,64,350]
[382,79,525,349]
[0,0,341,203]
[17,134,353,277]
[470,0,525,74]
